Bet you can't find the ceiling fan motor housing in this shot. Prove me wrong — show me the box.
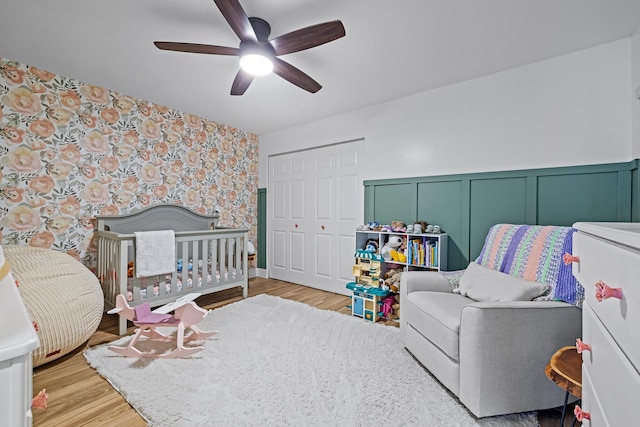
[240,17,275,59]
[248,17,271,41]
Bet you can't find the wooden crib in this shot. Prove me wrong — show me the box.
[95,204,249,335]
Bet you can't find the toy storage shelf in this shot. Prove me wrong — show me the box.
[355,230,448,272]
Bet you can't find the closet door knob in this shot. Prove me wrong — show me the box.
[295,224,298,228]
[574,405,591,421]
[563,253,580,264]
[595,281,623,301]
[321,225,325,230]
[576,338,592,353]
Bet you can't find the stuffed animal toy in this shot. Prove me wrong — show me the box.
[384,268,402,293]
[392,294,401,319]
[363,238,379,253]
[391,220,406,232]
[397,236,408,263]
[387,235,402,249]
[381,295,396,319]
[384,235,404,262]
[381,235,402,261]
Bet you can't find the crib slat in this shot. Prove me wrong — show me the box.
[202,238,209,288]
[211,239,218,284]
[228,238,234,280]
[191,239,199,288]
[181,240,189,289]
[219,238,226,284]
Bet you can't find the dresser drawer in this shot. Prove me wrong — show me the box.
[581,368,608,427]
[573,232,640,369]
[580,366,616,427]
[581,304,640,426]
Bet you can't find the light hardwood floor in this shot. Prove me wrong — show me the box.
[32,277,568,426]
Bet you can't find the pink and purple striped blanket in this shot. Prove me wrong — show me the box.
[475,224,584,307]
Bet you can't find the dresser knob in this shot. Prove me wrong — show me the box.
[576,338,592,353]
[563,253,580,264]
[574,405,591,421]
[595,281,623,301]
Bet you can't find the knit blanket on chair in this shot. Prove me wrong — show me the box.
[475,224,584,307]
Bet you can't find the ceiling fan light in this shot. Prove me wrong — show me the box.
[240,53,273,76]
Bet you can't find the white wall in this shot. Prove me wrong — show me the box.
[260,38,633,184]
[632,26,640,159]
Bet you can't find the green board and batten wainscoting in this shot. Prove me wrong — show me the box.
[256,160,640,272]
[364,160,640,271]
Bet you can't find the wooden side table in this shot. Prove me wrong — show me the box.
[545,346,582,426]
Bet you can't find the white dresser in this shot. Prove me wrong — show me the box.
[572,222,640,426]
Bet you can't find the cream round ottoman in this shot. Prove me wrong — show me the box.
[3,245,103,367]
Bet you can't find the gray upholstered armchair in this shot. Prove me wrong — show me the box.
[400,224,583,418]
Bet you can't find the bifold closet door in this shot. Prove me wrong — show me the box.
[269,151,307,285]
[268,141,362,295]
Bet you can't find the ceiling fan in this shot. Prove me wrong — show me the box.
[154,0,345,95]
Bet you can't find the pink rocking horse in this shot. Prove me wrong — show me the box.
[107,293,217,358]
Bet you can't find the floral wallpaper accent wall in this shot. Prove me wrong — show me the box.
[0,57,259,270]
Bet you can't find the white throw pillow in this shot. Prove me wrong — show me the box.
[456,262,549,302]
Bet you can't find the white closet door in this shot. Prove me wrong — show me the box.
[308,145,335,291]
[268,140,363,295]
[334,142,363,292]
[268,151,307,284]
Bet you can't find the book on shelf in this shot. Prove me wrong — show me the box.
[406,238,438,268]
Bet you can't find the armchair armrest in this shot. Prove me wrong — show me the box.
[400,270,453,296]
[458,301,582,417]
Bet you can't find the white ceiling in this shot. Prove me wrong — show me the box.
[1,0,639,135]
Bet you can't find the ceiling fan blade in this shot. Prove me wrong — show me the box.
[230,69,254,95]
[270,20,345,56]
[214,0,257,42]
[154,42,239,56]
[273,58,321,93]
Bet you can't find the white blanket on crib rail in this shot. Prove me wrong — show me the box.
[134,230,176,278]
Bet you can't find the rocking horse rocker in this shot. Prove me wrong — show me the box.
[107,293,217,358]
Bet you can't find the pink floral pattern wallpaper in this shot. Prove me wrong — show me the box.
[0,57,258,270]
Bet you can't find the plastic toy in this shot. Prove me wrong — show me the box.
[107,293,217,358]
[352,250,384,288]
[346,282,390,322]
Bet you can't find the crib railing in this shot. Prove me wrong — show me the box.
[97,228,248,335]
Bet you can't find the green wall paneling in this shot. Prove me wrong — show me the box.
[469,177,529,262]
[417,180,466,269]
[537,172,622,226]
[257,188,267,269]
[369,182,416,225]
[364,160,640,272]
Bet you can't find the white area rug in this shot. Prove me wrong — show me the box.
[84,294,538,427]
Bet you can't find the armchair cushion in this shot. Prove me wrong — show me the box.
[405,292,471,361]
[457,262,549,302]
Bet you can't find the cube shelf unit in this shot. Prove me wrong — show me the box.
[355,230,448,273]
